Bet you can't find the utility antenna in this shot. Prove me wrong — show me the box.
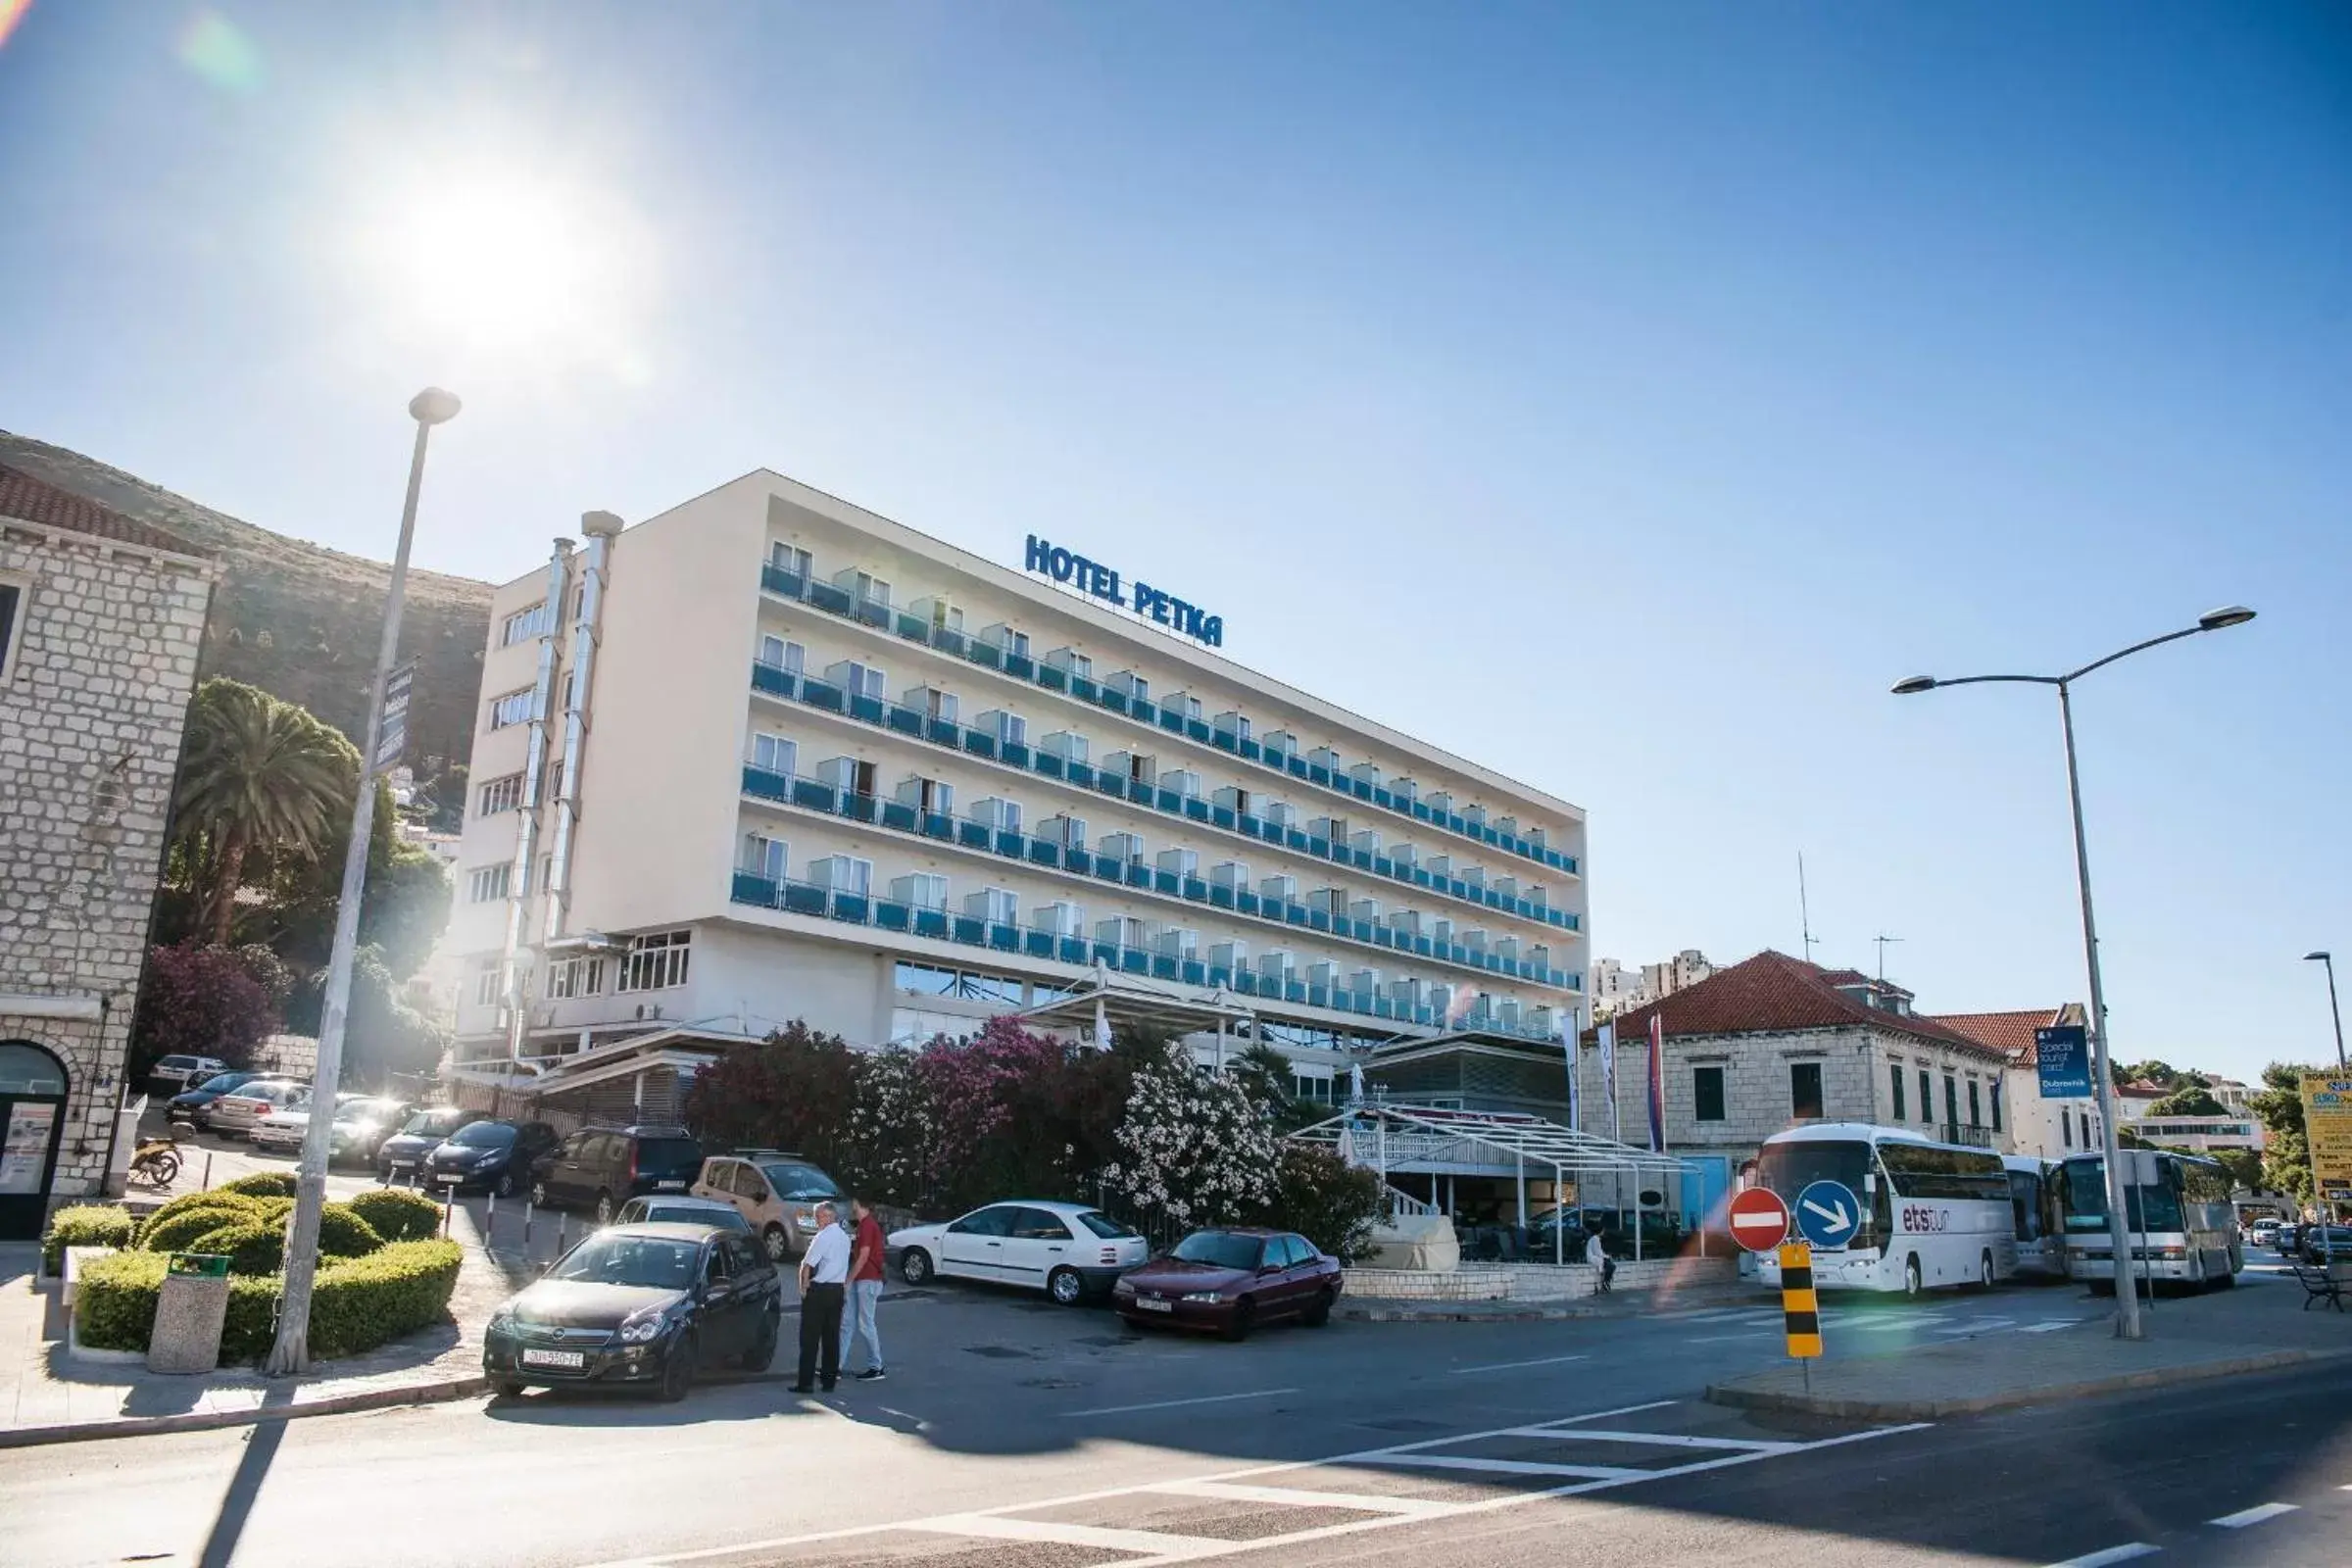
[1797,853,1820,964]
[1874,933,1903,983]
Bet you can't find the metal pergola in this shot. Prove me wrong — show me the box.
[1290,1101,1697,1265]
[1016,961,1257,1063]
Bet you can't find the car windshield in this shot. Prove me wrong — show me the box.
[637,1137,703,1169]
[548,1235,700,1290]
[1076,1211,1139,1239]
[193,1073,249,1093]
[759,1162,837,1200]
[402,1109,469,1136]
[448,1122,517,1149]
[336,1100,398,1122]
[645,1204,747,1229]
[1172,1232,1263,1270]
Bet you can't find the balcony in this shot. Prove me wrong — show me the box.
[726,867,1570,1043]
[755,566,1580,877]
[736,760,1579,996]
[746,661,1580,937]
[1938,1124,1996,1150]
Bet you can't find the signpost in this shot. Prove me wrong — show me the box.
[1794,1180,1861,1250]
[1728,1187,1791,1253]
[2035,1025,2092,1099]
[1779,1242,1823,1385]
[2302,1075,2352,1205]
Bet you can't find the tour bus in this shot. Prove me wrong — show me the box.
[2056,1149,2242,1291]
[1751,1124,2019,1296]
[2002,1153,2068,1279]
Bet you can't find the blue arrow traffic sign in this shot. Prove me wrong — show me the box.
[1794,1180,1861,1249]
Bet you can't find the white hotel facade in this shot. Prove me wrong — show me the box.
[443,472,1587,1115]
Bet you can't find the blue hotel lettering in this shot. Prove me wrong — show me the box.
[1025,534,1224,648]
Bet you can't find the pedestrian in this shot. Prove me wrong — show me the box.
[1585,1227,1613,1295]
[838,1194,888,1382]
[793,1200,850,1394]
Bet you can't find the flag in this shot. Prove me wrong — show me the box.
[1646,1011,1667,1153]
[1562,1010,1581,1131]
[1597,1022,1619,1144]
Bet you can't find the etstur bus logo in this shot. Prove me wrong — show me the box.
[1024,535,1225,648]
[1901,1205,1951,1234]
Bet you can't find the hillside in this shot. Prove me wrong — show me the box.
[0,431,491,772]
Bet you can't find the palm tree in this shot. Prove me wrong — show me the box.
[173,680,358,945]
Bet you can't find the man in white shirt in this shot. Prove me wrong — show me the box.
[1585,1227,1614,1294]
[794,1201,851,1393]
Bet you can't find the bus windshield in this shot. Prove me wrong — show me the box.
[1753,1139,1873,1201]
[2059,1156,2183,1232]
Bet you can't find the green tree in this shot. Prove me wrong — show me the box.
[254,777,452,979]
[2250,1062,2325,1204]
[172,680,358,946]
[2145,1086,2228,1117]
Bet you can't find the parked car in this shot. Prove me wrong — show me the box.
[330,1098,416,1165]
[250,1093,402,1159]
[482,1222,782,1400]
[2249,1219,2280,1250]
[248,1097,318,1153]
[203,1079,308,1138]
[424,1119,560,1198]
[532,1125,706,1225]
[169,1070,263,1124]
[1113,1228,1342,1339]
[377,1106,486,1183]
[614,1195,754,1233]
[692,1152,843,1262]
[2298,1224,2352,1263]
[2277,1223,2302,1255]
[889,1200,1151,1304]
[149,1054,229,1096]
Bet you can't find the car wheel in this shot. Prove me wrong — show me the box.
[659,1334,697,1402]
[1302,1287,1336,1327]
[741,1312,780,1371]
[900,1248,933,1286]
[491,1378,526,1400]
[594,1191,614,1227]
[531,1180,550,1207]
[1048,1267,1084,1307]
[1221,1298,1255,1343]
[764,1224,791,1263]
[1903,1255,1924,1298]
[494,1165,519,1200]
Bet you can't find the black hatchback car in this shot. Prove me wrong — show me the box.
[483,1223,782,1400]
[531,1125,706,1225]
[376,1106,485,1183]
[423,1119,559,1197]
[168,1070,263,1124]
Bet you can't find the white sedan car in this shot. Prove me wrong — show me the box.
[248,1105,313,1153]
[888,1200,1151,1305]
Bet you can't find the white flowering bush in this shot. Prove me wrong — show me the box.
[842,1046,937,1207]
[1105,1042,1278,1230]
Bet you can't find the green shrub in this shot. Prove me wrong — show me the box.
[74,1240,465,1363]
[344,1187,443,1244]
[220,1171,298,1199]
[140,1203,265,1256]
[1264,1144,1387,1263]
[73,1250,169,1350]
[316,1204,384,1258]
[252,1196,295,1225]
[187,1220,285,1277]
[136,1190,261,1243]
[41,1204,133,1273]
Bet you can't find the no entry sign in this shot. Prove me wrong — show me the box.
[1728,1187,1791,1253]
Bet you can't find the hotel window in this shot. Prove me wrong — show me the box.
[2061,1111,2072,1149]
[898,775,955,816]
[977,709,1026,748]
[808,856,871,896]
[477,773,525,815]
[751,733,797,776]
[545,956,605,1001]
[1967,1079,1983,1127]
[1215,711,1252,743]
[835,568,891,611]
[1693,1066,1726,1122]
[501,602,552,647]
[760,635,805,673]
[1163,768,1200,799]
[472,960,502,1008]
[487,688,535,730]
[1102,832,1146,865]
[616,930,692,992]
[1789,1061,1825,1119]
[1989,1081,2003,1134]
[741,833,787,882]
[1042,730,1089,764]
[973,797,1022,833]
[982,624,1030,659]
[825,660,886,700]
[1889,1062,1907,1121]
[910,686,958,724]
[1918,1069,1933,1124]
[1046,647,1092,679]
[1942,1074,1960,1128]
[0,576,24,682]
[466,865,512,904]
[890,1008,979,1047]
[1035,900,1083,937]
[890,873,949,910]
[1168,692,1203,722]
[1263,800,1297,830]
[1107,670,1150,703]
[769,542,811,577]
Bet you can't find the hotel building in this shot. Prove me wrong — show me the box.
[443,472,1587,1120]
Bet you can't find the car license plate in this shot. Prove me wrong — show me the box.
[1135,1298,1173,1313]
[519,1348,585,1369]
[656,1180,687,1190]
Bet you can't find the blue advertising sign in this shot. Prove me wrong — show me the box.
[1025,535,1224,648]
[2036,1025,2092,1100]
[1794,1180,1861,1250]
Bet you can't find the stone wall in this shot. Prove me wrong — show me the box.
[0,519,213,1202]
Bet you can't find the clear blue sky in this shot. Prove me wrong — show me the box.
[2,3,2345,1083]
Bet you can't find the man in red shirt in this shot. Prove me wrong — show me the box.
[839,1196,889,1381]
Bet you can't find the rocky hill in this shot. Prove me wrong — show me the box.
[0,431,491,772]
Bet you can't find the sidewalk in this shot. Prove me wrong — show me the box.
[1707,1275,2352,1420]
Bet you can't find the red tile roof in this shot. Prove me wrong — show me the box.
[1590,950,2007,1059]
[0,464,210,559]
[1932,1008,2064,1065]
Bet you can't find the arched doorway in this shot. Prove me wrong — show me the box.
[0,1041,70,1241]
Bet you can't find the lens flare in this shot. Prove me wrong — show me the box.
[177,10,265,95]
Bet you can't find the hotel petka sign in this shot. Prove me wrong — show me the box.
[1024,534,1225,648]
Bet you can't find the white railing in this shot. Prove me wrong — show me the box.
[1385,1184,1439,1217]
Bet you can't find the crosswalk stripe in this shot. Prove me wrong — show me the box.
[2042,1544,2158,1566]
[1364,1453,1648,1481]
[2019,1320,2082,1333]
[1148,1480,1454,1516]
[2210,1501,2299,1529]
[913,1515,1227,1554]
[1504,1426,1797,1453]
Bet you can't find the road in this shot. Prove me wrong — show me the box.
[10,1272,2348,1567]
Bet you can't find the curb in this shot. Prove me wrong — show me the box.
[1338,1301,1601,1322]
[0,1374,493,1450]
[1703,1347,2340,1422]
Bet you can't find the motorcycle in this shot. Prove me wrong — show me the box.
[128,1137,181,1188]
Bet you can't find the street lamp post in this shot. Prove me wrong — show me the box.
[2305,953,2346,1070]
[266,388,460,1376]
[1892,605,2255,1343]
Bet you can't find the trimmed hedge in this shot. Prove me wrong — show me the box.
[188,1220,285,1277]
[220,1171,298,1199]
[316,1204,384,1258]
[343,1188,443,1244]
[41,1204,134,1274]
[137,1190,262,1242]
[140,1203,266,1256]
[74,1239,465,1362]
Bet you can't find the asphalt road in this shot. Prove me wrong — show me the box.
[2,1275,2345,1568]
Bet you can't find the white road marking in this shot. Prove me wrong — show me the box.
[1362,1453,1648,1481]
[1148,1479,1451,1515]
[1449,1352,1591,1375]
[2042,1544,2158,1567]
[1685,1332,1777,1345]
[1504,1426,1798,1453]
[2210,1501,2299,1528]
[2018,1320,2083,1333]
[1060,1388,1300,1417]
[912,1516,1226,1554]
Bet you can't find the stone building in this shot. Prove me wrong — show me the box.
[1931,1004,2094,1160]
[0,466,215,1238]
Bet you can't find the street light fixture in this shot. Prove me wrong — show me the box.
[1892,606,2256,1342]
[2306,952,2346,1070]
[266,387,461,1375]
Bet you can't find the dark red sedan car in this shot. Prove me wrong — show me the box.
[1112,1228,1341,1340]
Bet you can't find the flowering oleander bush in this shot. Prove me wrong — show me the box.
[1104,1041,1277,1232]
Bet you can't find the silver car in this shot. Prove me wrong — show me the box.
[204,1079,308,1137]
[613,1195,755,1234]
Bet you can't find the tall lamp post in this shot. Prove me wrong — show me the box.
[2305,953,2346,1070]
[267,387,461,1375]
[1892,605,2256,1342]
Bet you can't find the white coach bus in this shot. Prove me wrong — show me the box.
[1751,1123,2020,1296]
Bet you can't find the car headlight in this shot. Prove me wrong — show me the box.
[488,1307,516,1335]
[1180,1291,1224,1303]
[795,1213,817,1231]
[618,1307,670,1344]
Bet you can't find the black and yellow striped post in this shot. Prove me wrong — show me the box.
[1780,1242,1823,1380]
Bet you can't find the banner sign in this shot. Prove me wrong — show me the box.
[2035,1025,2092,1100]
[1025,535,1224,648]
[2302,1074,2352,1202]
[371,662,416,775]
